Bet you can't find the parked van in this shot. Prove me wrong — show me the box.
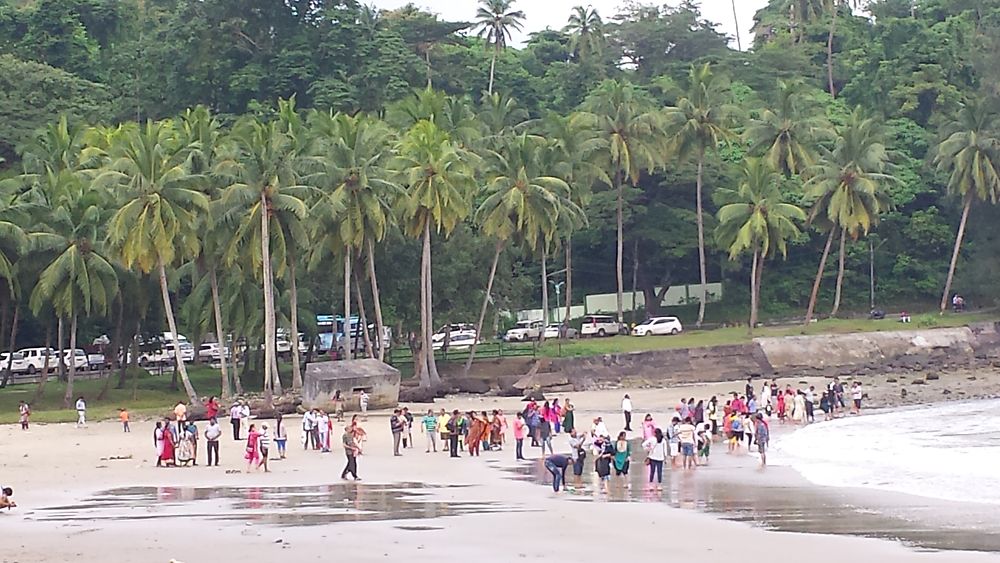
[580,315,620,337]
[0,351,28,375]
[18,347,60,374]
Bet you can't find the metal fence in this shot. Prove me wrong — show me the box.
[387,341,536,367]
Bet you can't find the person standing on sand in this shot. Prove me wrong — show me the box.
[642,414,657,440]
[274,413,288,459]
[544,453,571,492]
[120,408,130,432]
[622,394,633,431]
[538,413,554,455]
[174,401,187,428]
[154,421,165,467]
[851,381,864,414]
[438,409,451,451]
[422,409,439,453]
[594,437,614,493]
[513,412,527,460]
[677,417,698,470]
[755,413,770,466]
[18,401,30,430]
[568,429,588,478]
[402,407,414,449]
[244,424,261,472]
[205,396,220,420]
[75,396,86,427]
[230,402,242,440]
[333,390,345,422]
[612,431,631,483]
[697,423,711,465]
[342,425,361,480]
[562,400,575,434]
[318,410,331,453]
[805,386,816,423]
[667,416,681,467]
[258,424,271,472]
[642,428,668,488]
[205,417,222,466]
[390,409,405,456]
[551,399,563,434]
[358,390,369,421]
[447,410,461,458]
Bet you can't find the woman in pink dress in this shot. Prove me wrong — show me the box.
[642,414,657,440]
[245,424,261,471]
[551,400,563,433]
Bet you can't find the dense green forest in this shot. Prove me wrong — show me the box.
[1,0,999,397]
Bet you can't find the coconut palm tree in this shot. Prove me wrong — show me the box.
[28,184,119,407]
[308,111,400,361]
[804,110,895,319]
[745,81,828,177]
[716,159,805,333]
[666,63,737,326]
[565,6,604,62]
[464,133,571,370]
[396,120,476,386]
[475,0,525,95]
[934,99,1000,314]
[217,115,310,398]
[100,120,207,405]
[582,80,665,332]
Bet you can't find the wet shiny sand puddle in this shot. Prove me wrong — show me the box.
[508,462,1000,553]
[30,483,515,527]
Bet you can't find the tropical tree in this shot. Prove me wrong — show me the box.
[474,0,525,95]
[309,111,400,361]
[396,120,476,386]
[101,120,207,405]
[745,80,827,177]
[582,80,664,332]
[716,159,805,333]
[803,110,895,320]
[565,6,604,62]
[934,99,1000,314]
[465,133,570,369]
[218,114,309,399]
[667,63,737,326]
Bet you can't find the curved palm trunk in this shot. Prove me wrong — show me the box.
[830,227,847,317]
[367,240,387,362]
[417,223,432,387]
[260,194,277,402]
[32,323,52,402]
[209,267,232,399]
[488,45,498,95]
[805,229,836,325]
[425,221,441,385]
[749,249,759,335]
[615,170,625,332]
[63,312,78,408]
[159,259,200,404]
[2,306,18,387]
[564,235,573,334]
[940,198,972,314]
[288,259,302,390]
[343,250,352,359]
[353,268,374,359]
[464,240,503,374]
[540,251,549,344]
[696,151,709,327]
[827,4,838,97]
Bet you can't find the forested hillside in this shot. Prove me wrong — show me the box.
[0,0,999,392]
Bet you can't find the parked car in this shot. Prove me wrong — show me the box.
[432,332,479,351]
[432,323,477,343]
[62,348,89,371]
[543,324,578,339]
[18,347,60,374]
[504,320,544,342]
[581,315,621,337]
[0,351,29,374]
[631,316,684,336]
[198,342,230,362]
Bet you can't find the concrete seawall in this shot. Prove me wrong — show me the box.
[503,322,1000,393]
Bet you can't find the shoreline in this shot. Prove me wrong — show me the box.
[5,384,1000,562]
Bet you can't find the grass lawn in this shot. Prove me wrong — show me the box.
[533,311,997,358]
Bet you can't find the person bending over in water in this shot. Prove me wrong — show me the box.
[0,487,15,509]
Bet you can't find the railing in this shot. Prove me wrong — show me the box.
[387,341,536,366]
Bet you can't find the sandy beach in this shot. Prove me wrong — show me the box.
[3,380,998,562]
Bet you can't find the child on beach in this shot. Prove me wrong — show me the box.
[728,413,743,453]
[119,408,130,432]
[0,487,15,509]
[697,424,711,465]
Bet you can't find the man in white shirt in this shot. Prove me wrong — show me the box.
[359,390,370,420]
[229,402,242,440]
[205,418,222,466]
[622,394,633,431]
[590,416,610,440]
[302,409,316,450]
[75,396,86,427]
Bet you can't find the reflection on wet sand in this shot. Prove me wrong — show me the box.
[508,461,1000,553]
[31,483,520,527]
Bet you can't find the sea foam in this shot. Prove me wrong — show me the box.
[772,399,1000,505]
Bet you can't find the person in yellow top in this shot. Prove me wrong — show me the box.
[119,408,130,433]
[437,409,450,449]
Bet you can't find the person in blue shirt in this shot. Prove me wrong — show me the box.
[545,453,571,492]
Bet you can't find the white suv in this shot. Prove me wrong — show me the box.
[581,315,620,337]
[62,348,89,370]
[632,316,684,336]
[0,351,28,375]
[504,320,543,342]
[18,347,59,374]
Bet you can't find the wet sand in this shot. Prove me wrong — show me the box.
[3,382,998,562]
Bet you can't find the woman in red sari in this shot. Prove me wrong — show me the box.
[160,421,176,467]
[465,413,489,457]
[245,424,261,472]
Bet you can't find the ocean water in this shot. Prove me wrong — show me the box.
[773,399,1000,505]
